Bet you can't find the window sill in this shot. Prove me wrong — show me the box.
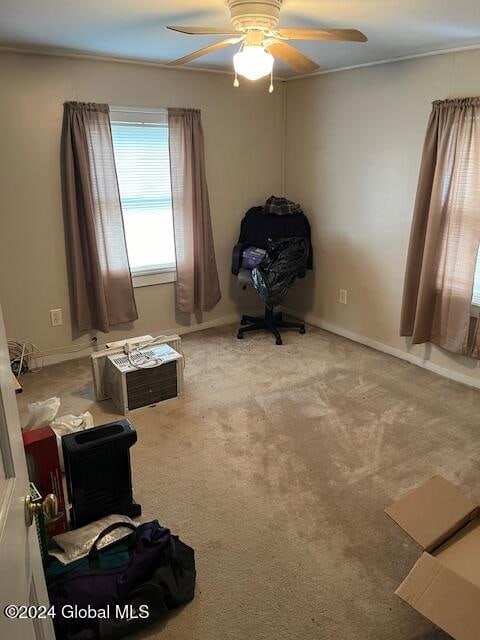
[132,269,176,288]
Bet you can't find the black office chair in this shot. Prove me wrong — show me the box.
[231,205,313,345]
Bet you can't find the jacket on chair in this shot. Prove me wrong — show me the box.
[237,206,313,270]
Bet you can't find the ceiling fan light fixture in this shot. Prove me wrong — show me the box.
[233,44,274,81]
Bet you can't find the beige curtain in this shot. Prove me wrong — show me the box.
[168,108,221,313]
[62,102,138,333]
[400,97,480,356]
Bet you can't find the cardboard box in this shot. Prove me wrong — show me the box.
[23,426,68,536]
[385,476,480,640]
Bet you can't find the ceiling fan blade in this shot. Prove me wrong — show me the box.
[167,26,241,36]
[268,41,320,73]
[167,37,243,66]
[277,28,367,43]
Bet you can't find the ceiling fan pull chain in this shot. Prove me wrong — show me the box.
[269,67,274,93]
[233,42,242,87]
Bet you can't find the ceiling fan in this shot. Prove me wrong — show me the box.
[166,0,367,91]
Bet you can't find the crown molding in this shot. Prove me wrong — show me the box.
[2,40,479,83]
[0,43,287,80]
[0,43,235,74]
[287,42,480,81]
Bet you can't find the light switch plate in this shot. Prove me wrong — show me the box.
[50,308,63,326]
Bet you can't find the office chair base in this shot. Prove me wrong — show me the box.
[237,310,305,345]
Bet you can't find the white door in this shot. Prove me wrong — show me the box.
[0,301,55,640]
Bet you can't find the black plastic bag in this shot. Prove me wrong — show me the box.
[251,237,309,308]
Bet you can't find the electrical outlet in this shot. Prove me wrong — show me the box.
[50,308,63,327]
[339,289,348,305]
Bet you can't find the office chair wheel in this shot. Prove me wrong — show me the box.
[299,326,306,334]
[276,337,283,346]
[237,331,244,339]
[240,317,247,326]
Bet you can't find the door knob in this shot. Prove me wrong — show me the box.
[25,493,58,527]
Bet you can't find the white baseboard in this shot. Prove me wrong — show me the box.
[38,313,240,367]
[282,308,480,391]
[30,307,480,391]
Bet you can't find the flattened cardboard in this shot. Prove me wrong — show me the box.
[386,476,480,640]
[385,475,477,551]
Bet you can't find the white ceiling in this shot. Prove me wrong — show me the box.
[0,0,480,77]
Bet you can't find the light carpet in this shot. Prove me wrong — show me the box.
[18,323,480,640]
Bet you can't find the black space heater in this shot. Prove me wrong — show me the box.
[62,419,141,528]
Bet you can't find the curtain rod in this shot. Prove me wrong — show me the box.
[109,105,168,114]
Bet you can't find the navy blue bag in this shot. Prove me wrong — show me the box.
[48,521,171,614]
[48,520,196,639]
[94,535,196,640]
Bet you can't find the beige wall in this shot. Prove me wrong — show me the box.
[0,51,284,357]
[3,47,480,384]
[285,49,480,385]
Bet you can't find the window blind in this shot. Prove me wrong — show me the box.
[473,248,480,306]
[110,118,176,272]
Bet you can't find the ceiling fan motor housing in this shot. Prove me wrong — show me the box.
[228,0,282,31]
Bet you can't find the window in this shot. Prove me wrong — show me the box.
[473,248,480,308]
[110,108,176,286]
